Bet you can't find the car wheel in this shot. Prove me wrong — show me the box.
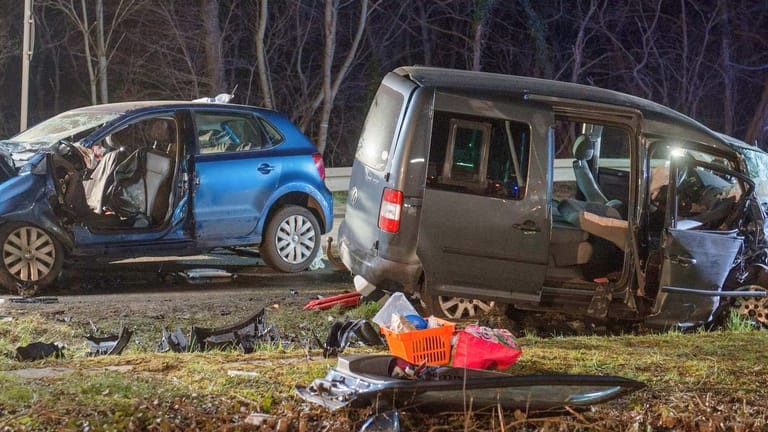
[0,223,64,292]
[422,288,496,320]
[261,205,321,273]
[732,286,768,329]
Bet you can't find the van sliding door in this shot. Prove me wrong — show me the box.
[417,94,553,304]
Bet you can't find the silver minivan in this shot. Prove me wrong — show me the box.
[338,66,768,328]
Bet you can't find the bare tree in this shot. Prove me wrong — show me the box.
[40,0,140,104]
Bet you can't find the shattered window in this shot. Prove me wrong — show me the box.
[13,111,120,146]
[740,147,768,205]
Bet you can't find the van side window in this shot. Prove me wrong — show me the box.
[427,111,530,199]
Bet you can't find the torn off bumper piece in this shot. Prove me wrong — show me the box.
[296,355,645,412]
[85,325,133,356]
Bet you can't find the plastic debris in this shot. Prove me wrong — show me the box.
[323,319,385,358]
[191,307,279,353]
[15,342,65,361]
[157,327,189,353]
[304,291,361,311]
[85,324,133,356]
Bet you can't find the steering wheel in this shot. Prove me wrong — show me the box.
[55,140,88,172]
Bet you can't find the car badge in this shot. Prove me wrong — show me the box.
[350,186,359,206]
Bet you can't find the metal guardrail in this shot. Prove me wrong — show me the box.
[325,159,632,193]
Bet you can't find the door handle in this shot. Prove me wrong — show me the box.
[257,163,273,174]
[669,255,697,268]
[512,220,541,234]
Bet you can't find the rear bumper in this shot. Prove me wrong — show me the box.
[337,224,421,293]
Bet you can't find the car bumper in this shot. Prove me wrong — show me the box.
[337,227,421,293]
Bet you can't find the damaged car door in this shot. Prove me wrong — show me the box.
[646,153,754,328]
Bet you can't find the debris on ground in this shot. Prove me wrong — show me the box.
[359,410,400,432]
[180,268,236,284]
[297,355,645,412]
[157,327,189,353]
[304,292,361,311]
[191,307,280,353]
[15,342,65,361]
[8,296,59,304]
[323,319,385,358]
[85,324,133,356]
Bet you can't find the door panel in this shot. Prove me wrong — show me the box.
[647,156,750,327]
[193,153,281,239]
[648,228,742,327]
[417,97,553,303]
[190,110,282,240]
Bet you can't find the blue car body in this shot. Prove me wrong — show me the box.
[0,101,332,290]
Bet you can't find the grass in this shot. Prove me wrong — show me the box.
[1,304,767,431]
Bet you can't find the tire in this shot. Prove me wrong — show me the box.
[0,223,64,293]
[421,283,496,320]
[260,205,321,273]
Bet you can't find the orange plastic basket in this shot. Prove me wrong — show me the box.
[381,318,455,366]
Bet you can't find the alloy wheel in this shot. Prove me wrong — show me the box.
[275,214,317,264]
[733,286,768,328]
[2,226,57,282]
[437,296,495,319]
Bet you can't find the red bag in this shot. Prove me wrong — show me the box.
[452,326,522,370]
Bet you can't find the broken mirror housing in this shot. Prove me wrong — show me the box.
[296,355,645,412]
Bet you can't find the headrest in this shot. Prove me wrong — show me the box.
[149,120,175,143]
[573,135,594,161]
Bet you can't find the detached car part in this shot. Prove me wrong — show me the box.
[15,342,65,361]
[304,291,362,311]
[296,355,644,412]
[85,324,133,356]
[323,319,385,358]
[191,307,279,353]
[157,327,190,353]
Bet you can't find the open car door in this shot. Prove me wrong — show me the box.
[647,157,754,328]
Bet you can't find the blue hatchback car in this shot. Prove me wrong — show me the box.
[0,101,333,292]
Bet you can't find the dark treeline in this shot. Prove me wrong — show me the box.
[0,0,766,166]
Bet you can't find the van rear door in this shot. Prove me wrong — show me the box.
[417,94,553,304]
[339,73,417,282]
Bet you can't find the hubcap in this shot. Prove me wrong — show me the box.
[275,215,316,264]
[734,287,768,328]
[3,226,56,282]
[438,296,495,319]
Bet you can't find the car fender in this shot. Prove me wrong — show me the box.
[255,182,333,235]
[0,173,74,251]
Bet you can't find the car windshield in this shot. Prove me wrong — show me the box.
[1,111,121,153]
[740,147,768,205]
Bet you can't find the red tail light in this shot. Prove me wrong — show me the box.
[312,153,326,180]
[378,188,403,233]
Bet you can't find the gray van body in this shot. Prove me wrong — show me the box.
[338,66,767,328]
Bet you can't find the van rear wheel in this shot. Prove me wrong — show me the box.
[261,205,320,273]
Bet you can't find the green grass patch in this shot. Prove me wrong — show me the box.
[1,303,767,430]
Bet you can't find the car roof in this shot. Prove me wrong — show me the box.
[395,66,728,148]
[67,100,279,117]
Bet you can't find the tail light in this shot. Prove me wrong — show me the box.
[312,153,326,180]
[378,188,403,233]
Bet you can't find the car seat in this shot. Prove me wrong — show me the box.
[572,134,622,209]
